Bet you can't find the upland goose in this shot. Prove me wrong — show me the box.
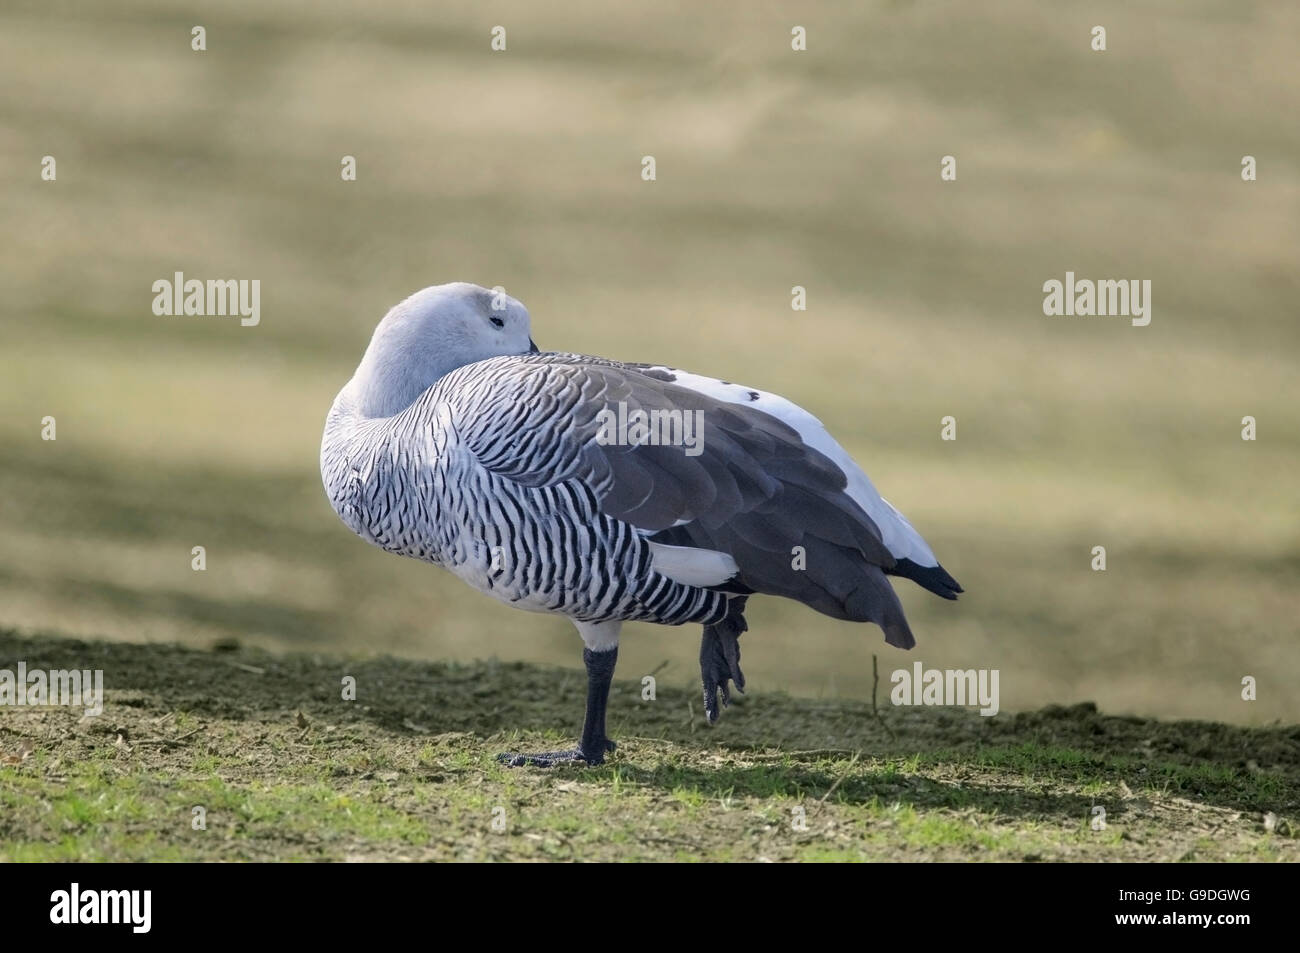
[321,283,962,765]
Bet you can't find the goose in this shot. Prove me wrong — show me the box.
[321,283,962,766]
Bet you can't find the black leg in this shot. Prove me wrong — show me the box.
[577,646,617,758]
[498,646,619,767]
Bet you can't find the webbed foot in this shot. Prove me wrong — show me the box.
[701,598,748,724]
[497,739,616,768]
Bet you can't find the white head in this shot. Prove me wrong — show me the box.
[346,282,535,418]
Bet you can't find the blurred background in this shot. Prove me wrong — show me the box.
[1,0,1297,724]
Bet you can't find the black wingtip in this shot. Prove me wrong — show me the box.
[890,558,963,600]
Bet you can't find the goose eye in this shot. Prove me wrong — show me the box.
[489,315,505,328]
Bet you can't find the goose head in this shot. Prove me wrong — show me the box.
[346,282,536,418]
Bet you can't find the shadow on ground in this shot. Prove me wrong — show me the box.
[5,630,1295,822]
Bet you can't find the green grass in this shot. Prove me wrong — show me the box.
[0,0,1298,861]
[1,631,1295,861]
[1,0,1297,727]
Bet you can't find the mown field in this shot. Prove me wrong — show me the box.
[2,630,1296,861]
[0,1,1297,860]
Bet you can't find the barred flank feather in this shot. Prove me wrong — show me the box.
[322,360,729,628]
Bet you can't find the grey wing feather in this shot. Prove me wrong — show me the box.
[445,353,916,645]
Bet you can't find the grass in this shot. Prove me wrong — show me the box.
[0,1,1297,725]
[0,0,1297,861]
[1,630,1295,861]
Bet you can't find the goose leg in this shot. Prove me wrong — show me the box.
[498,646,619,767]
[701,597,748,724]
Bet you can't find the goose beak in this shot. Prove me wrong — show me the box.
[528,339,540,353]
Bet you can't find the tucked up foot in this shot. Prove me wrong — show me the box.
[497,739,616,768]
[701,597,749,725]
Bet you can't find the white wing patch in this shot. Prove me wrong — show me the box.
[647,366,940,567]
[648,541,739,587]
